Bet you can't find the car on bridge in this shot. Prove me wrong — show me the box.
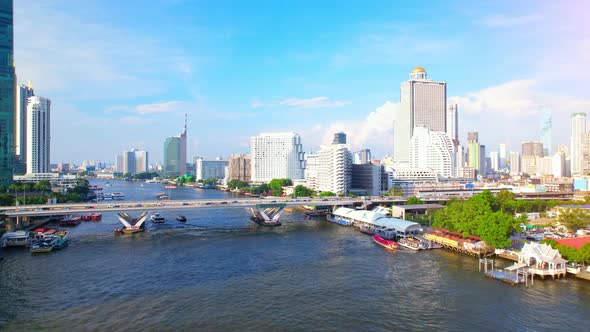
[231,201,238,204]
[181,202,189,206]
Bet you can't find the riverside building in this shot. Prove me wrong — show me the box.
[409,127,454,178]
[15,81,34,174]
[317,144,352,195]
[26,96,50,174]
[195,157,228,180]
[571,113,586,175]
[0,1,15,185]
[228,154,251,182]
[250,132,305,183]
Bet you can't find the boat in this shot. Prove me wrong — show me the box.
[398,237,427,251]
[30,237,58,253]
[112,192,125,200]
[359,225,376,235]
[1,231,30,247]
[372,235,399,251]
[81,214,93,221]
[103,193,113,200]
[156,192,169,200]
[164,185,176,189]
[176,215,187,222]
[150,213,166,223]
[52,231,69,250]
[60,215,82,227]
[91,213,102,221]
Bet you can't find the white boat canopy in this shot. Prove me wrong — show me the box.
[333,207,423,234]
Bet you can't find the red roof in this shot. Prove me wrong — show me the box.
[556,237,590,250]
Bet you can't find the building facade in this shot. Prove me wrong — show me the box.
[395,66,447,164]
[522,141,544,157]
[570,112,586,175]
[332,132,347,144]
[447,103,458,142]
[195,157,228,180]
[490,151,499,172]
[497,143,507,169]
[304,154,319,191]
[409,127,454,178]
[540,107,552,156]
[317,144,352,194]
[353,149,372,164]
[228,154,251,182]
[250,132,305,183]
[0,1,15,185]
[15,81,34,174]
[351,163,381,196]
[163,136,181,177]
[509,151,521,175]
[26,96,50,174]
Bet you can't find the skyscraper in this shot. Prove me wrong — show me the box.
[228,154,251,182]
[332,132,347,145]
[26,96,50,174]
[467,132,480,175]
[317,144,352,195]
[490,151,499,171]
[250,132,305,183]
[509,151,521,175]
[0,1,15,185]
[570,112,586,175]
[134,150,148,173]
[15,81,34,174]
[163,115,187,177]
[409,127,454,178]
[540,107,552,156]
[395,66,447,164]
[497,143,507,169]
[447,104,458,142]
[122,150,136,175]
[522,141,544,157]
[353,149,372,164]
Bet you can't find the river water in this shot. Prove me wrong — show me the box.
[1,179,589,331]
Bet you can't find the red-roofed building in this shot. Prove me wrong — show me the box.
[556,237,590,250]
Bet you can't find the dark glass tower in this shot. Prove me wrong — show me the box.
[0,0,14,185]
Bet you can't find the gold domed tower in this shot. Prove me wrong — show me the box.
[410,66,427,80]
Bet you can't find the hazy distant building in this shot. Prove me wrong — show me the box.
[15,81,34,174]
[552,152,566,178]
[522,141,544,157]
[134,150,148,173]
[490,151,499,172]
[26,96,51,174]
[571,113,586,175]
[115,154,123,173]
[540,107,552,156]
[556,144,569,158]
[251,132,305,183]
[467,132,481,175]
[332,132,347,145]
[119,149,148,175]
[497,143,507,169]
[57,163,70,174]
[409,127,454,178]
[353,149,372,164]
[317,144,352,195]
[122,150,136,175]
[509,151,521,175]
[394,66,447,164]
[195,157,228,180]
[537,156,552,176]
[447,104,458,142]
[0,1,16,185]
[228,154,251,182]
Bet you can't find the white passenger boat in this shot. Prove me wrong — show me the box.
[1,231,30,247]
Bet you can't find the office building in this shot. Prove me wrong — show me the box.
[251,132,305,183]
[118,149,148,175]
[467,132,481,175]
[163,115,188,177]
[537,156,552,176]
[0,1,15,185]
[228,154,251,182]
[509,151,521,175]
[409,127,454,178]
[394,66,447,164]
[122,150,136,175]
[304,154,319,191]
[447,104,458,142]
[26,96,51,174]
[353,149,372,164]
[490,151,499,172]
[332,132,347,145]
[115,154,123,173]
[570,113,586,175]
[351,163,381,196]
[522,141,544,157]
[134,150,148,173]
[15,81,34,174]
[317,144,352,195]
[195,157,228,180]
[540,107,552,156]
[497,143,507,169]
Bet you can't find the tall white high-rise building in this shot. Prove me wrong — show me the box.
[251,132,305,183]
[552,152,566,178]
[394,66,447,164]
[304,154,320,191]
[509,151,521,175]
[134,150,149,173]
[15,81,34,173]
[317,144,352,194]
[455,144,465,177]
[195,157,228,180]
[497,143,507,169]
[446,104,458,142]
[490,151,499,171]
[115,154,123,173]
[26,96,50,174]
[119,149,148,175]
[570,113,586,175]
[409,127,454,178]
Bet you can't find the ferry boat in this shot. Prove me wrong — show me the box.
[164,185,176,189]
[372,235,399,251]
[156,192,169,200]
[112,192,125,200]
[399,237,427,251]
[176,215,187,222]
[82,214,93,221]
[91,213,102,221]
[30,237,58,253]
[1,231,30,247]
[150,213,166,223]
[60,215,82,227]
[52,231,69,250]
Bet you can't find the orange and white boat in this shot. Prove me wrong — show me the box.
[372,235,399,251]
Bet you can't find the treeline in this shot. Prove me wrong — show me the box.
[0,179,91,206]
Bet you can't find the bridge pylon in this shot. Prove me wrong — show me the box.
[249,203,287,226]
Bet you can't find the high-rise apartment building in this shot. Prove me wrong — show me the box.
[490,151,499,171]
[522,141,544,157]
[250,132,305,183]
[332,132,347,145]
[134,150,148,173]
[467,132,480,175]
[115,154,123,173]
[480,145,486,176]
[497,143,507,169]
[409,127,454,178]
[540,107,552,156]
[163,116,188,177]
[122,150,136,175]
[228,154,251,182]
[353,149,372,164]
[570,112,586,175]
[509,151,521,175]
[119,149,148,175]
[552,152,566,178]
[394,66,447,164]
[447,104,458,142]
[317,144,352,195]
[26,96,50,174]
[0,1,15,185]
[556,144,569,158]
[15,81,34,174]
[304,154,319,191]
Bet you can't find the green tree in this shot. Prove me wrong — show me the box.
[227,179,249,190]
[293,185,313,197]
[558,208,590,231]
[476,211,517,248]
[269,178,293,197]
[406,196,423,205]
[319,191,336,197]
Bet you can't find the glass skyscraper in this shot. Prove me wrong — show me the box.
[540,107,552,156]
[0,0,14,185]
[163,137,181,177]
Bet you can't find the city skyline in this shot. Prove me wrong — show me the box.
[12,0,590,163]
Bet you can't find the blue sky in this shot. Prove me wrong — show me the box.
[14,0,590,164]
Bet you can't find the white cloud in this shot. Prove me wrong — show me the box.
[134,101,188,115]
[252,96,349,109]
[480,14,543,27]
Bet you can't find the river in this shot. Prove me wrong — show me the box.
[1,179,589,331]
